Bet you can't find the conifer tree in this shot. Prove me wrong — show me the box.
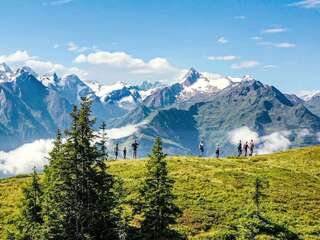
[14,167,43,239]
[41,129,71,238]
[136,137,181,239]
[42,98,119,239]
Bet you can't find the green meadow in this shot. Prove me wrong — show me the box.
[1,146,320,239]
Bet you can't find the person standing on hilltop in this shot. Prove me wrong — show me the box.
[238,140,242,157]
[243,141,249,157]
[199,139,205,157]
[249,140,255,156]
[114,143,119,160]
[132,140,139,159]
[215,144,220,159]
[123,146,127,159]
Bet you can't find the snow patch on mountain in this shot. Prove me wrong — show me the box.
[86,81,127,99]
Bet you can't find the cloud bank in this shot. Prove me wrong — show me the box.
[74,51,175,74]
[0,49,179,84]
[0,122,146,176]
[0,139,53,176]
[228,126,260,144]
[0,50,88,79]
[228,127,292,154]
[257,131,291,154]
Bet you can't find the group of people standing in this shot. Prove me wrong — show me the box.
[237,140,255,157]
[112,138,255,160]
[199,139,255,158]
[113,140,139,160]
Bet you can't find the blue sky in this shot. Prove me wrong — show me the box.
[0,0,319,93]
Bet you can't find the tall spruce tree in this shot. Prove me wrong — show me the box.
[136,137,181,239]
[41,98,119,239]
[41,129,72,238]
[14,167,43,239]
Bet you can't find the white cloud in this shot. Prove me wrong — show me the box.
[262,27,287,34]
[288,0,320,8]
[25,59,88,79]
[228,126,260,145]
[0,50,35,63]
[1,49,179,84]
[208,55,239,61]
[67,41,90,53]
[74,51,176,75]
[217,37,229,44]
[0,50,89,80]
[106,125,140,140]
[53,44,60,49]
[231,60,260,69]
[0,139,53,175]
[258,41,296,48]
[257,131,291,154]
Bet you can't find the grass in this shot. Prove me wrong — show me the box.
[1,146,320,239]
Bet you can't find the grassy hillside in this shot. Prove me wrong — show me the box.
[1,146,320,239]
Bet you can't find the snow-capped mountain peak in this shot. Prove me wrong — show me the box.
[0,63,14,82]
[177,67,241,100]
[15,66,38,78]
[180,67,202,87]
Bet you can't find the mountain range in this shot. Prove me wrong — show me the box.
[0,62,319,156]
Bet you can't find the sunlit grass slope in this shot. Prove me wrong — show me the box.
[1,146,320,239]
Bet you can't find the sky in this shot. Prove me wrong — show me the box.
[0,0,319,93]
